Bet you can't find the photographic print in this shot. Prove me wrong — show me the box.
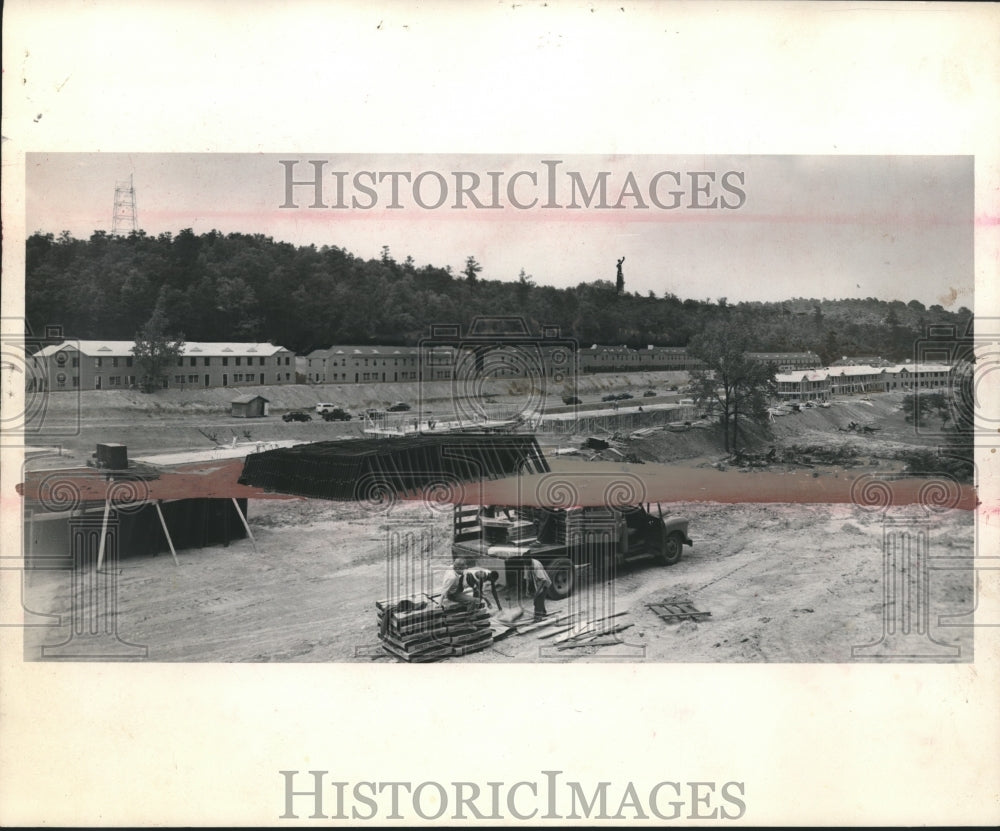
[17,152,978,665]
[2,2,997,827]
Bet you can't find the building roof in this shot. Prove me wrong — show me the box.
[35,340,291,358]
[829,365,888,377]
[306,345,446,359]
[777,363,954,383]
[231,394,270,404]
[776,371,828,383]
[747,351,820,360]
[884,363,953,374]
[830,356,893,367]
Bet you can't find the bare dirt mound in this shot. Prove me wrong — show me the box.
[621,392,951,475]
[626,425,729,464]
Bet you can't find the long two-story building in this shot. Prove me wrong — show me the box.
[31,341,296,391]
[774,362,954,402]
[578,346,821,374]
[302,342,826,384]
[307,339,586,385]
[305,345,462,384]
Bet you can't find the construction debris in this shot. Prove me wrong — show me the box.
[376,594,493,662]
[506,609,635,651]
[838,421,881,434]
[628,426,665,440]
[646,598,711,623]
[511,611,577,635]
[555,623,634,650]
[728,443,862,469]
[544,610,629,641]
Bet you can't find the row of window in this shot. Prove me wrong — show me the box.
[174,355,292,368]
[52,373,295,389]
[312,357,421,367]
[168,373,293,385]
[54,374,139,388]
[309,370,423,383]
[56,355,292,369]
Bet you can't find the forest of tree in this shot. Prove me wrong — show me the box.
[25,229,974,360]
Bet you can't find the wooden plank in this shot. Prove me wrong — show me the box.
[381,642,452,663]
[381,636,452,657]
[544,610,629,641]
[554,638,622,650]
[552,614,630,644]
[450,631,492,646]
[491,622,515,641]
[556,624,636,650]
[451,639,494,657]
[510,611,576,635]
[376,593,433,612]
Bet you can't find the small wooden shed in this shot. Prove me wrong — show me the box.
[231,394,270,418]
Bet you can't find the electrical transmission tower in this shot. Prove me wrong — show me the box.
[111,175,138,235]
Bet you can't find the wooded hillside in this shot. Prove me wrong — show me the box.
[26,230,973,360]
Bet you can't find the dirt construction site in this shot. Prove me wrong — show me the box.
[20,372,976,663]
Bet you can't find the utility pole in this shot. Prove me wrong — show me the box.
[111,175,138,235]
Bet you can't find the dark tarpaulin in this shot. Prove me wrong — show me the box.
[237,434,550,501]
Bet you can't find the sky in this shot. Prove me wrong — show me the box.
[25,153,974,309]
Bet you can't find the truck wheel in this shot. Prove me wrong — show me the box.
[547,558,575,599]
[659,531,684,566]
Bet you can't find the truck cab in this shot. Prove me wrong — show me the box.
[451,503,692,599]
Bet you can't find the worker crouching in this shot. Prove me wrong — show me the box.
[465,566,502,611]
[440,558,482,609]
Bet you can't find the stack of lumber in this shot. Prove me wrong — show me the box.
[506,519,538,544]
[238,435,550,500]
[376,594,493,662]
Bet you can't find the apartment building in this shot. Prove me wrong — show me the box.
[31,340,296,391]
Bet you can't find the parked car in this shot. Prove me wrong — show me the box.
[616,392,634,400]
[562,395,582,405]
[387,401,411,412]
[283,411,312,422]
[643,390,657,397]
[315,402,338,414]
[320,407,352,421]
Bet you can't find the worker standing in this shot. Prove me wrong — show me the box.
[526,557,552,620]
